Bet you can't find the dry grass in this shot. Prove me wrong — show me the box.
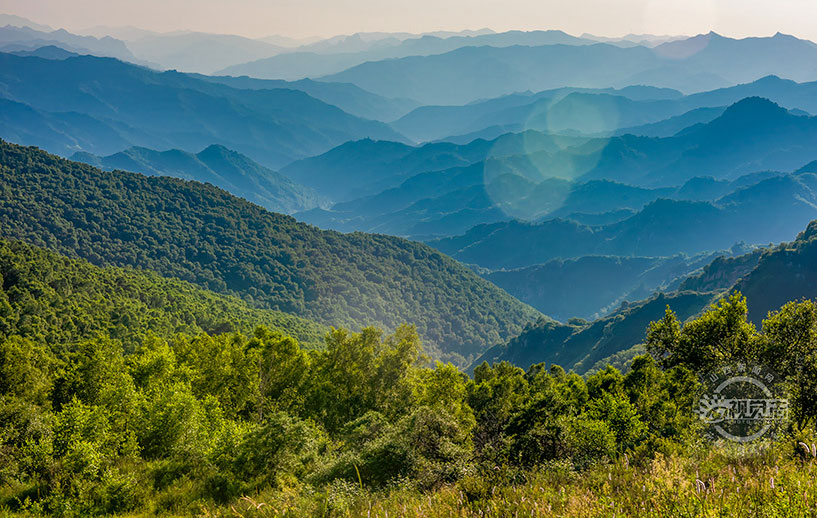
[181,442,817,518]
[6,443,817,517]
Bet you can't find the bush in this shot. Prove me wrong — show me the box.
[566,417,617,469]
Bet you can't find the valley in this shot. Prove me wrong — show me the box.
[2,11,817,516]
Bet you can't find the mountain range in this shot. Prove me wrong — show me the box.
[0,52,404,168]
[218,30,604,80]
[190,74,418,121]
[475,217,817,374]
[322,33,817,105]
[123,32,287,74]
[394,75,817,143]
[482,250,739,321]
[0,140,540,364]
[0,24,143,63]
[291,98,817,243]
[430,172,817,269]
[4,16,817,381]
[71,144,325,214]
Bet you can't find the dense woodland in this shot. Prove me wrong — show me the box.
[4,28,817,516]
[3,252,817,516]
[2,138,817,517]
[0,141,539,363]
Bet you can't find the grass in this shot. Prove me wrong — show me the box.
[5,442,817,517]
[186,441,817,517]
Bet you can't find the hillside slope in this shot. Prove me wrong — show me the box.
[71,144,325,214]
[0,141,540,362]
[736,221,817,324]
[475,217,817,374]
[0,238,328,348]
[472,291,719,374]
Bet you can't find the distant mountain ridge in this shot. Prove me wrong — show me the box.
[71,144,325,214]
[0,24,143,64]
[0,52,406,168]
[483,251,735,321]
[123,31,287,74]
[321,33,817,105]
[191,74,418,121]
[476,216,817,374]
[394,75,817,144]
[293,98,817,241]
[217,30,605,81]
[430,172,817,269]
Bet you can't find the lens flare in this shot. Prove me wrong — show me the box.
[482,91,616,220]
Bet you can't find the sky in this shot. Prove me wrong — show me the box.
[3,0,817,40]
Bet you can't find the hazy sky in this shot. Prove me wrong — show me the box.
[3,0,817,40]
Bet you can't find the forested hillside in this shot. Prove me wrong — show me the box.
[479,217,817,374]
[472,290,719,374]
[0,239,327,348]
[0,141,540,361]
[734,221,817,323]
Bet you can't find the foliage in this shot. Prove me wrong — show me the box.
[0,141,540,361]
[0,238,327,349]
[474,290,719,375]
[1,226,817,516]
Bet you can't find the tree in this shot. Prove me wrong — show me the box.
[760,300,817,426]
[646,293,758,370]
[467,361,529,459]
[252,326,310,419]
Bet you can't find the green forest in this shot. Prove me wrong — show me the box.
[0,141,539,364]
[3,139,817,517]
[5,19,817,517]
[3,245,817,517]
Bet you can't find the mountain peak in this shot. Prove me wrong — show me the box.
[719,96,788,122]
[198,143,233,155]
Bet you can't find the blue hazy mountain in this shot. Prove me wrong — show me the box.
[612,107,725,137]
[393,86,685,142]
[281,137,502,201]
[0,14,52,32]
[217,30,601,81]
[281,131,605,203]
[429,173,817,270]
[292,98,817,239]
[124,32,287,74]
[395,75,817,143]
[6,44,78,60]
[297,175,673,237]
[626,97,817,186]
[190,74,419,121]
[0,24,140,63]
[71,144,325,214]
[683,75,817,114]
[0,52,406,168]
[484,250,735,321]
[322,33,817,105]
